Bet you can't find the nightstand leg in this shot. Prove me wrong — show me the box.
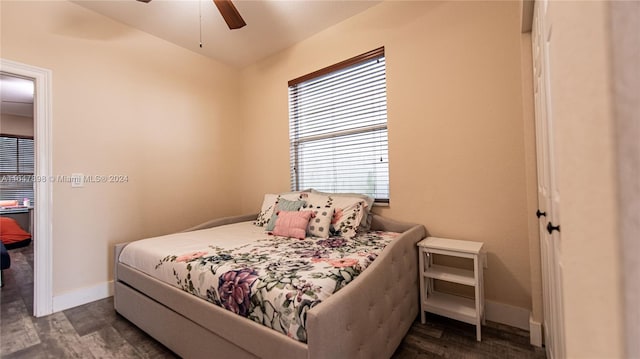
[419,249,426,324]
[474,255,482,341]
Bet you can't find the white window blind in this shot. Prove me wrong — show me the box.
[288,47,389,202]
[0,135,35,203]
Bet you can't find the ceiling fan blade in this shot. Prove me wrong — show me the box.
[136,0,245,30]
[213,0,246,30]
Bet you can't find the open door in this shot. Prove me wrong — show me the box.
[532,1,565,358]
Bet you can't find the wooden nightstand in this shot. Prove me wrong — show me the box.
[417,236,485,341]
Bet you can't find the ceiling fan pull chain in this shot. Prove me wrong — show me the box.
[199,0,203,48]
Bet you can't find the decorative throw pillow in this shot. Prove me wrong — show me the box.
[271,211,314,240]
[254,192,303,227]
[254,193,278,226]
[265,199,306,231]
[331,200,366,239]
[310,189,374,230]
[300,204,334,238]
[303,193,366,238]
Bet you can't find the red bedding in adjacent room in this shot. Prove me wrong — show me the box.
[0,217,31,248]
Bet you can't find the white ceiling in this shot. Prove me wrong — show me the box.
[72,0,381,68]
[0,74,34,118]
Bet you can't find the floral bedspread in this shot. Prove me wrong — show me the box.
[151,230,400,342]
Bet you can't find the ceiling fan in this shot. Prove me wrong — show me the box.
[137,0,246,30]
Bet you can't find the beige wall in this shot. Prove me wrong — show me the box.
[239,1,535,310]
[548,1,624,357]
[0,113,34,137]
[1,1,243,295]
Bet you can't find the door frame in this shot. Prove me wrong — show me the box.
[610,3,640,357]
[1,58,53,317]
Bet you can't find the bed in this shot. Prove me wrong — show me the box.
[114,192,427,358]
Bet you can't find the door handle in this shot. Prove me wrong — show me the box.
[536,209,546,218]
[546,222,560,234]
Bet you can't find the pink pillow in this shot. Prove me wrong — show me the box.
[271,211,314,239]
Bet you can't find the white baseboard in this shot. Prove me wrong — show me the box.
[52,281,113,313]
[485,300,530,331]
[529,315,543,347]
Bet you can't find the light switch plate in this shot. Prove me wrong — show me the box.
[71,173,84,188]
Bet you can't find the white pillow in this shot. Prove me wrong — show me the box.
[302,192,366,239]
[309,190,374,230]
[332,200,366,239]
[254,193,278,227]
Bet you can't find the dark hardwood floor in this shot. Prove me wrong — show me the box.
[1,244,545,358]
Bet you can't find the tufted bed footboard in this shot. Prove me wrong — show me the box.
[114,213,427,358]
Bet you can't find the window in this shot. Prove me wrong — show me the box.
[288,47,389,202]
[0,135,35,204]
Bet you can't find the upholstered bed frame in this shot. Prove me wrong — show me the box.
[114,213,427,358]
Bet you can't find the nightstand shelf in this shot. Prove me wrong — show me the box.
[417,237,485,341]
[422,264,475,286]
[422,291,477,323]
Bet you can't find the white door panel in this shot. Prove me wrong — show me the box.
[533,0,565,358]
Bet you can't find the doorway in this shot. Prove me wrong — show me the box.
[0,74,36,312]
[0,59,53,317]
